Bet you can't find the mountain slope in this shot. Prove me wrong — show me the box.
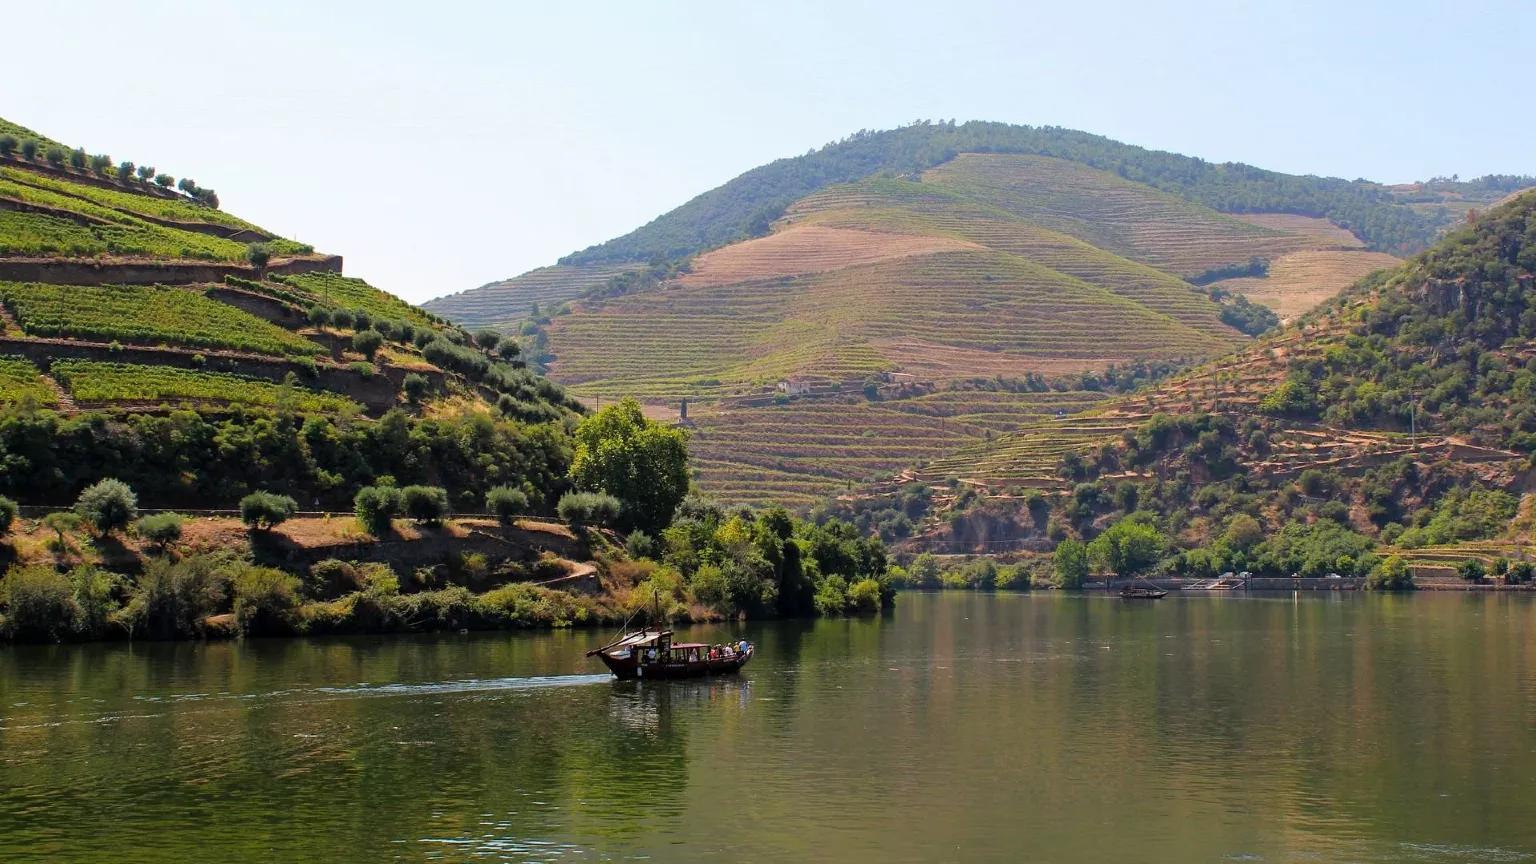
[0,116,582,511]
[912,190,1536,573]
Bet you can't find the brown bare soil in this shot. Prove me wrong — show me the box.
[1232,213,1366,248]
[869,338,1126,379]
[677,225,983,287]
[1210,250,1401,320]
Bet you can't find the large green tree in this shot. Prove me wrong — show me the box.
[1087,517,1166,577]
[569,398,689,532]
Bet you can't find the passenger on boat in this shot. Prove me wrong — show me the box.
[738,640,749,655]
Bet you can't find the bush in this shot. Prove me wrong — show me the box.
[307,305,331,329]
[1457,559,1487,583]
[0,135,15,157]
[352,328,384,360]
[330,308,355,330]
[1053,538,1089,588]
[625,530,657,559]
[0,565,78,640]
[247,243,271,270]
[240,491,297,530]
[21,140,39,160]
[847,578,882,614]
[1508,561,1534,585]
[134,512,184,550]
[232,566,302,635]
[814,576,849,615]
[46,146,68,167]
[306,559,363,600]
[1366,554,1413,591]
[0,495,16,535]
[75,478,138,535]
[127,553,237,638]
[485,485,529,522]
[354,486,402,535]
[402,373,429,404]
[154,173,174,188]
[473,329,501,350]
[401,485,450,525]
[71,566,120,634]
[558,491,621,528]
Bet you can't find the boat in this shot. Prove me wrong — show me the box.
[1119,586,1168,599]
[587,627,754,680]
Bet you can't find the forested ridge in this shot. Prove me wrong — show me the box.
[563,120,1528,265]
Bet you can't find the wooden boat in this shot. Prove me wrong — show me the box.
[587,628,754,680]
[1119,586,1168,599]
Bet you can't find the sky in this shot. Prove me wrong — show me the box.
[6,0,1533,303]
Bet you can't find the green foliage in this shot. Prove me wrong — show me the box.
[1366,554,1413,590]
[1508,561,1534,585]
[134,512,184,549]
[402,373,429,404]
[75,477,138,535]
[246,243,271,270]
[400,485,450,525]
[354,485,402,535]
[240,491,297,530]
[1053,537,1089,587]
[1456,559,1487,583]
[1087,517,1166,576]
[485,485,529,522]
[1395,487,1517,548]
[0,565,78,640]
[232,566,302,635]
[1252,520,1376,577]
[558,491,620,528]
[0,282,324,356]
[351,328,384,361]
[569,397,689,532]
[910,552,942,588]
[52,362,356,413]
[0,494,15,535]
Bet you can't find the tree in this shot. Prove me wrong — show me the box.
[1366,554,1413,591]
[485,485,529,523]
[402,373,429,404]
[45,146,67,167]
[21,139,39,160]
[247,243,271,271]
[89,153,112,175]
[558,491,621,528]
[473,329,501,350]
[0,135,16,157]
[1509,561,1534,585]
[354,486,401,535]
[42,512,81,551]
[0,494,15,536]
[910,552,942,588]
[352,328,384,361]
[330,308,355,330]
[69,148,87,170]
[1087,518,1166,577]
[1223,514,1264,551]
[1054,538,1089,588]
[75,478,138,536]
[134,512,184,551]
[240,491,297,530]
[117,161,135,183]
[306,305,331,330]
[569,398,689,533]
[137,164,156,181]
[178,177,197,194]
[497,341,521,360]
[154,173,174,188]
[401,485,450,525]
[1457,559,1487,583]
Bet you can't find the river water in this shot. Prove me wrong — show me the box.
[2,592,1535,863]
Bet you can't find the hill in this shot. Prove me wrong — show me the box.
[0,116,584,512]
[908,190,1536,583]
[429,122,1531,505]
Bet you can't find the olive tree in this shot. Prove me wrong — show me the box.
[75,478,139,536]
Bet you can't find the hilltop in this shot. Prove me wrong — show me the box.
[910,189,1536,583]
[427,121,1525,506]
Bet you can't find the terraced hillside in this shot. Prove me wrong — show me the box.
[910,190,1536,569]
[0,116,582,510]
[434,123,1529,507]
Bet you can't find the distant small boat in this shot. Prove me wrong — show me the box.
[1119,586,1168,600]
[587,628,754,680]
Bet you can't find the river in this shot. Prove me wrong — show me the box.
[2,592,1534,863]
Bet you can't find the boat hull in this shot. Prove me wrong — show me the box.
[597,648,754,680]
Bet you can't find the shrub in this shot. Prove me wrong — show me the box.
[558,491,621,528]
[134,512,184,550]
[117,161,134,183]
[45,146,67,167]
[474,329,501,350]
[137,164,155,181]
[42,511,82,553]
[306,559,362,600]
[402,373,429,404]
[154,173,174,188]
[485,485,529,522]
[240,491,297,530]
[498,341,521,360]
[1457,559,1487,583]
[814,576,849,615]
[0,565,78,640]
[401,485,450,525]
[847,578,882,614]
[0,135,15,156]
[354,486,402,535]
[22,139,39,160]
[127,553,237,638]
[71,566,120,634]
[352,328,384,360]
[0,495,16,535]
[247,243,271,270]
[1509,561,1534,585]
[69,148,87,169]
[75,478,138,535]
[1366,554,1414,591]
[330,308,355,330]
[625,530,657,559]
[232,566,302,635]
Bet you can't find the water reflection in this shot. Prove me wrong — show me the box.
[2,594,1535,863]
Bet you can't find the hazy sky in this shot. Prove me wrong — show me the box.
[7,1,1532,303]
